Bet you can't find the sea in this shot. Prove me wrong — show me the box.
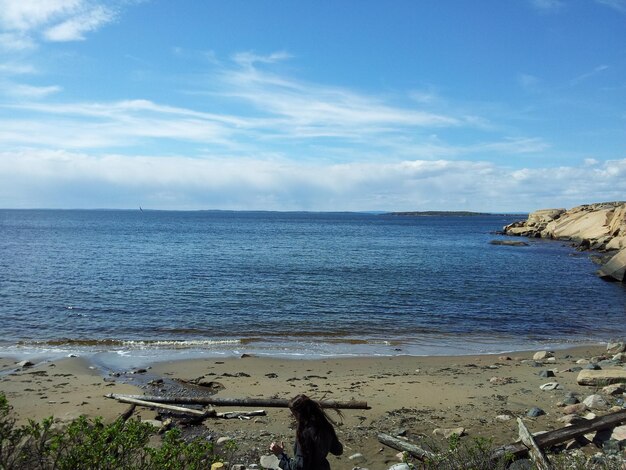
[1,209,625,368]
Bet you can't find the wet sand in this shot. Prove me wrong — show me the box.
[0,344,620,469]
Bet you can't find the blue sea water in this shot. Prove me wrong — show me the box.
[1,209,625,364]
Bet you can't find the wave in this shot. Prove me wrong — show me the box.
[17,338,242,349]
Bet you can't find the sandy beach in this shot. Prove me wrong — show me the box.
[1,344,624,469]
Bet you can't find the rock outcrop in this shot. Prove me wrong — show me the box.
[503,202,626,282]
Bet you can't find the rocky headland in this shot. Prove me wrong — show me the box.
[503,201,626,282]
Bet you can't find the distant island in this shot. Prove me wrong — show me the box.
[388,211,493,216]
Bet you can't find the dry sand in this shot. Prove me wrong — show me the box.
[0,344,620,469]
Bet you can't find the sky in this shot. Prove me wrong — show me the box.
[0,0,625,212]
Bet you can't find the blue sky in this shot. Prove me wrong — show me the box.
[0,0,625,211]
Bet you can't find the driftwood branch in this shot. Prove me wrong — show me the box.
[491,409,626,462]
[106,393,369,410]
[117,404,136,423]
[517,418,553,470]
[377,433,436,461]
[109,395,214,418]
[216,410,266,419]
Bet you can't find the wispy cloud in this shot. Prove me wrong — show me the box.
[595,0,626,13]
[7,83,62,98]
[0,0,116,49]
[530,0,565,12]
[0,52,550,163]
[570,65,609,85]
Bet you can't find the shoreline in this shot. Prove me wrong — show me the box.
[2,343,624,469]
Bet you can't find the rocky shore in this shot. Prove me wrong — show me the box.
[503,202,626,282]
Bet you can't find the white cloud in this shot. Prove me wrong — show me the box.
[1,149,624,211]
[0,0,116,49]
[43,4,114,41]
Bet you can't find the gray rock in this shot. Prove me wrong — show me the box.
[533,351,554,361]
[348,453,366,463]
[527,407,545,417]
[607,341,626,354]
[540,382,560,391]
[598,248,626,282]
[508,459,533,470]
[562,394,580,405]
[583,394,608,410]
[585,363,601,370]
[388,465,412,470]
[16,360,34,368]
[216,436,234,445]
[538,370,555,378]
[433,427,465,438]
[259,455,280,469]
[577,369,626,386]
[602,383,626,395]
[489,240,529,246]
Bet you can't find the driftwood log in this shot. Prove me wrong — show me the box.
[377,433,436,461]
[517,418,553,470]
[490,409,626,462]
[216,410,266,419]
[106,393,369,409]
[109,396,214,418]
[378,410,626,464]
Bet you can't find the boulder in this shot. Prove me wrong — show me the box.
[598,248,626,282]
[577,369,626,386]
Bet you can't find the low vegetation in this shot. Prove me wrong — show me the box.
[0,392,228,470]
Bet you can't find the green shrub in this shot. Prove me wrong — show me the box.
[0,392,225,470]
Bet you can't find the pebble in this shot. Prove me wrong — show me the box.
[562,403,587,415]
[576,358,590,365]
[538,370,555,378]
[495,414,513,421]
[585,363,601,370]
[388,464,411,470]
[498,356,512,361]
[217,436,234,445]
[527,407,545,418]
